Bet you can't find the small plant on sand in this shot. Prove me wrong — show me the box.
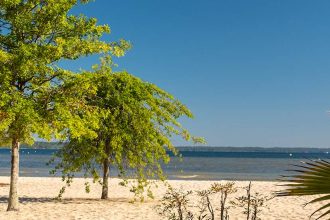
[231,182,272,220]
[211,182,237,220]
[159,182,275,220]
[158,185,194,220]
[196,189,215,220]
[159,182,237,220]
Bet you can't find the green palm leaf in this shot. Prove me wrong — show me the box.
[277,159,330,219]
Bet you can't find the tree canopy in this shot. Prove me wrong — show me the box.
[52,61,204,199]
[0,0,130,144]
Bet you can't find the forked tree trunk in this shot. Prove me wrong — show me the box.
[7,138,20,211]
[101,141,111,199]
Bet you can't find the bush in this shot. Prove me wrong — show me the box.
[158,182,271,220]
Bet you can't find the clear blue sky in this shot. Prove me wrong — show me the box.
[70,0,330,147]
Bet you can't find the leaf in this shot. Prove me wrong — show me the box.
[277,160,330,219]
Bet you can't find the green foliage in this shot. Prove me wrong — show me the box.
[231,182,272,220]
[51,61,204,198]
[0,0,129,144]
[277,160,330,219]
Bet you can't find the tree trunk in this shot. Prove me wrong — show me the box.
[101,140,111,199]
[7,138,20,211]
[101,157,110,199]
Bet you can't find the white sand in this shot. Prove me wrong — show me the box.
[0,177,324,220]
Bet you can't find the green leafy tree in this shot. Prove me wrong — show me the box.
[52,62,204,200]
[0,0,129,211]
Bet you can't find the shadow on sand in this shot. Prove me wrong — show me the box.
[0,197,133,204]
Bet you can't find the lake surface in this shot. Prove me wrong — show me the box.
[0,148,329,180]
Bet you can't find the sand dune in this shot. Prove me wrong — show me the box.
[0,177,324,220]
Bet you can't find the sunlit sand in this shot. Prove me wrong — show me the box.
[0,177,323,220]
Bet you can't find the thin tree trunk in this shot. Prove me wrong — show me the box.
[101,157,110,199]
[7,138,20,211]
[101,140,111,199]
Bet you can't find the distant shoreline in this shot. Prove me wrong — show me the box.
[176,146,330,153]
[1,142,329,153]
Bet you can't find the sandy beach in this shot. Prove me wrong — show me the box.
[0,177,324,220]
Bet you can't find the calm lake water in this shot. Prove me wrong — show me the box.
[0,148,329,180]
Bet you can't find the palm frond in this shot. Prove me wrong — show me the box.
[277,159,330,219]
